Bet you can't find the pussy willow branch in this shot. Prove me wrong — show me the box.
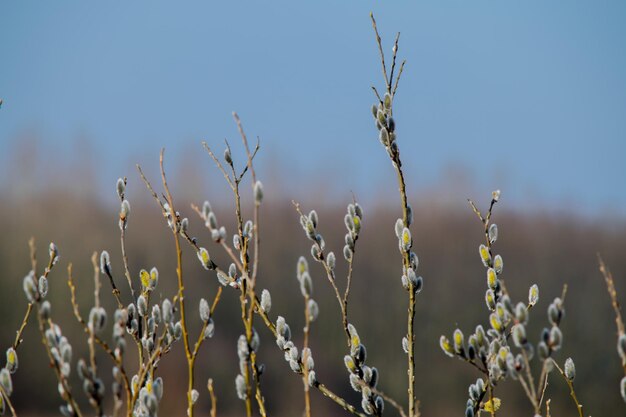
[204,139,265,417]
[302,293,312,417]
[87,256,104,416]
[356,379,408,417]
[158,149,197,417]
[233,112,261,284]
[598,256,626,374]
[130,325,173,409]
[67,264,132,416]
[468,197,506,416]
[293,201,351,346]
[371,13,415,417]
[37,315,83,417]
[233,117,267,415]
[0,385,17,417]
[12,303,33,351]
[251,295,367,417]
[342,194,360,334]
[118,177,136,304]
[552,359,584,417]
[180,137,376,416]
[27,242,82,416]
[535,284,568,413]
[190,203,245,271]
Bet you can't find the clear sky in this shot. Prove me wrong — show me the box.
[1,1,625,215]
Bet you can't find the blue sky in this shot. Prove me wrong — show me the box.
[1,1,625,214]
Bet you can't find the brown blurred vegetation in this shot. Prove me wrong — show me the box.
[0,138,625,417]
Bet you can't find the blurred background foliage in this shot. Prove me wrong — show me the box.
[0,138,624,416]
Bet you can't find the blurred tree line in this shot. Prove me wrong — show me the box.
[0,138,624,416]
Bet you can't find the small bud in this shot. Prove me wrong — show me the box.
[260,289,272,313]
[479,244,491,267]
[618,333,626,361]
[299,272,313,298]
[224,148,232,165]
[276,316,287,337]
[493,255,503,274]
[529,284,539,306]
[100,251,111,276]
[490,313,503,333]
[5,348,18,374]
[23,272,37,302]
[89,307,107,335]
[344,355,357,373]
[348,324,360,350]
[548,304,561,326]
[149,267,158,290]
[0,368,12,396]
[254,181,264,204]
[308,210,318,228]
[402,337,409,353]
[207,211,218,230]
[197,247,212,270]
[235,374,246,400]
[307,299,319,322]
[400,228,412,252]
[204,318,215,339]
[243,220,253,238]
[151,305,161,324]
[564,357,575,381]
[327,252,336,270]
[38,276,48,298]
[487,268,497,290]
[191,389,199,404]
[488,223,498,244]
[440,336,454,357]
[394,218,404,238]
[180,217,189,234]
[40,301,51,320]
[413,275,423,293]
[119,200,130,230]
[137,296,148,317]
[116,178,126,199]
[383,92,392,109]
[174,321,183,340]
[162,299,173,323]
[485,289,496,311]
[202,201,212,218]
[549,327,562,350]
[308,370,317,386]
[492,189,501,202]
[49,242,59,265]
[199,298,210,322]
[343,245,353,261]
[453,329,465,355]
[512,324,527,348]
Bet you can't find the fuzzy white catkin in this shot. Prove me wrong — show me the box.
[5,348,18,374]
[199,298,210,322]
[116,178,125,199]
[307,299,319,322]
[254,180,264,203]
[260,289,271,313]
[564,357,576,381]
